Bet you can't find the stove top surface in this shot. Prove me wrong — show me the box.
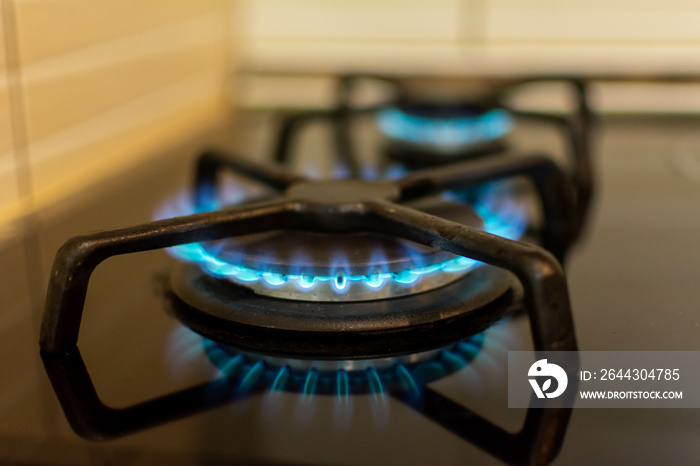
[2,112,700,465]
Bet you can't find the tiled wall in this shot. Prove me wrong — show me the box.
[239,0,700,74]
[0,8,18,222]
[0,0,233,228]
[237,1,700,113]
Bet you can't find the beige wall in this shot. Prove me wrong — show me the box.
[0,0,234,227]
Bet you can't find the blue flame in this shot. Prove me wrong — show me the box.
[166,320,518,424]
[395,364,420,401]
[337,370,350,399]
[377,107,513,149]
[160,180,527,295]
[201,333,486,401]
[271,366,290,392]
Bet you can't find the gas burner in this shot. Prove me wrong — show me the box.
[164,165,533,357]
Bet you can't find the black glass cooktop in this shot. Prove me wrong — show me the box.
[1,110,700,465]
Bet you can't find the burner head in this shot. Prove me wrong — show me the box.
[161,176,527,358]
[197,195,484,301]
[167,262,517,359]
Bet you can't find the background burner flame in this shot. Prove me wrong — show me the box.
[377,107,513,150]
[156,180,527,300]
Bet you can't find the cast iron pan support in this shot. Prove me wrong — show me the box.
[507,106,593,243]
[195,149,304,210]
[272,74,404,170]
[40,154,577,464]
[194,150,575,263]
[272,107,379,176]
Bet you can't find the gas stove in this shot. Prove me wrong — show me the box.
[2,75,698,465]
[37,76,593,464]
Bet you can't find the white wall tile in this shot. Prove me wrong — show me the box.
[486,0,700,43]
[239,0,700,75]
[242,0,461,43]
